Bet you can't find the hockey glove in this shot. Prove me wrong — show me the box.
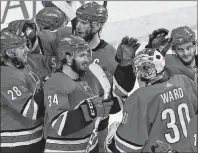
[80,97,113,122]
[95,98,114,118]
[146,28,169,48]
[115,36,141,66]
[8,20,37,39]
[150,140,178,153]
[145,28,172,56]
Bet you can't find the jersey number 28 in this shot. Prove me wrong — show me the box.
[7,86,22,100]
[162,103,190,143]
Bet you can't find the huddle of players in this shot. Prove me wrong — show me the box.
[0,1,197,153]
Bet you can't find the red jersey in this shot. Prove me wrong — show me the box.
[43,72,98,152]
[1,65,43,149]
[187,115,197,152]
[165,54,196,81]
[114,74,197,152]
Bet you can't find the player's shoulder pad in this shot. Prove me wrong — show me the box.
[93,39,116,53]
[1,66,26,85]
[38,30,57,42]
[44,72,76,94]
[56,26,72,42]
[172,74,197,89]
[165,54,183,66]
[126,85,162,107]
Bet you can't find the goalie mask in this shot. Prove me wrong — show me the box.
[134,48,165,82]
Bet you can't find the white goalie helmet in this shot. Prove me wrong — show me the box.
[134,48,165,81]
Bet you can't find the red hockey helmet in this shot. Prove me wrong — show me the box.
[36,7,67,31]
[76,2,108,23]
[171,26,196,47]
[1,28,26,55]
[57,34,92,61]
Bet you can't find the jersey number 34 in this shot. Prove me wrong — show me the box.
[162,103,190,143]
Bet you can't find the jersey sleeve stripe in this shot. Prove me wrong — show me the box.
[51,111,68,136]
[22,98,32,117]
[21,96,39,120]
[113,76,128,96]
[115,133,143,152]
[32,101,38,120]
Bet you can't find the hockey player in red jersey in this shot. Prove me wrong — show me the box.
[43,35,113,153]
[8,6,71,56]
[146,27,197,81]
[0,28,45,153]
[106,48,197,153]
[7,3,139,151]
[187,114,197,152]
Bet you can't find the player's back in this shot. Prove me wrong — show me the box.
[118,74,197,153]
[140,75,197,152]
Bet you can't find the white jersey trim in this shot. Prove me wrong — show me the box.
[115,133,143,150]
[45,139,98,153]
[0,134,43,147]
[32,101,38,120]
[22,99,32,117]
[113,76,128,96]
[0,124,43,136]
[46,137,90,145]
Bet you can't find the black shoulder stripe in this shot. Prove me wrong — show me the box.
[92,39,108,51]
[116,132,144,147]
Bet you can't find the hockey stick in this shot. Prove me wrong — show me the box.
[85,59,111,153]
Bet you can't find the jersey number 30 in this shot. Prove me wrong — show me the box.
[162,103,190,143]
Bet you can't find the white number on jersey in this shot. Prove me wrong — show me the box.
[7,86,22,100]
[162,103,190,143]
[194,134,197,146]
[48,94,59,107]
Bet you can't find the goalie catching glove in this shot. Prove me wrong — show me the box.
[115,36,141,66]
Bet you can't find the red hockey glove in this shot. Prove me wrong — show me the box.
[95,98,113,118]
[116,36,141,66]
[80,96,113,122]
[150,140,178,153]
[145,28,172,56]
